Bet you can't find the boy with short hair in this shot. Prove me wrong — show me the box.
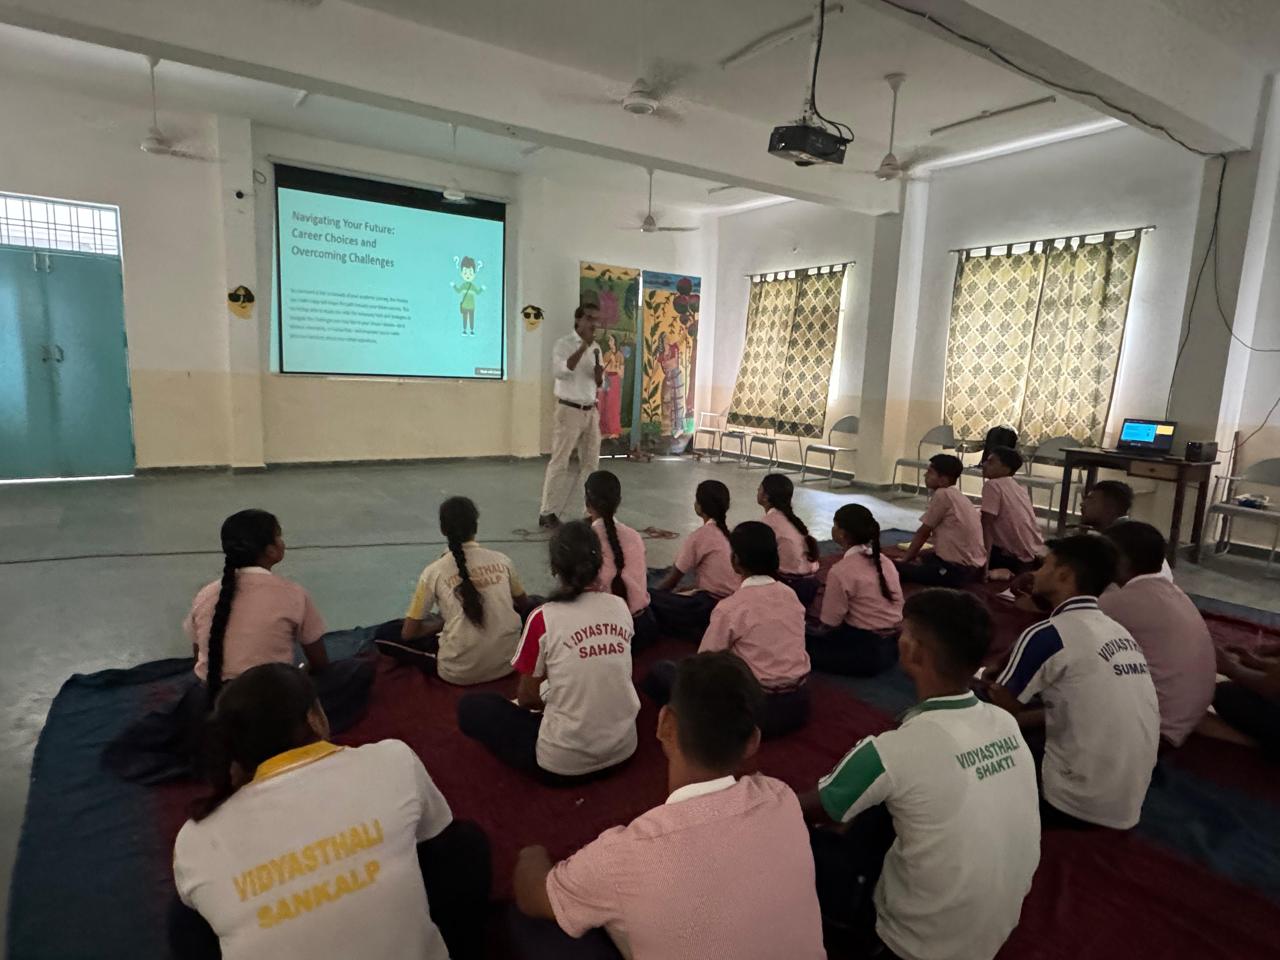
[1081,480,1172,579]
[1098,521,1215,747]
[897,454,986,585]
[513,652,826,960]
[987,535,1159,829]
[802,589,1040,960]
[980,446,1045,573]
[642,521,811,738]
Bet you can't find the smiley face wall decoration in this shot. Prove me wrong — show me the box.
[228,285,256,319]
[521,304,544,332]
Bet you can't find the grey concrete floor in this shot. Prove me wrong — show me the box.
[1,457,1275,939]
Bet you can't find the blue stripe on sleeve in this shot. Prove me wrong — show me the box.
[996,621,1064,698]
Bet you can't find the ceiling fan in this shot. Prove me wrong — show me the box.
[624,169,698,234]
[139,57,218,162]
[570,0,686,122]
[858,73,933,181]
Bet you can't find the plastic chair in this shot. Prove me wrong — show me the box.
[1205,457,1280,575]
[1014,435,1084,526]
[892,425,956,492]
[801,415,859,486]
[693,412,725,460]
[745,428,803,471]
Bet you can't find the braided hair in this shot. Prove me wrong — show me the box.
[584,470,628,604]
[194,663,318,820]
[206,509,280,708]
[760,473,819,562]
[439,496,484,627]
[695,479,731,541]
[548,520,604,604]
[834,504,893,601]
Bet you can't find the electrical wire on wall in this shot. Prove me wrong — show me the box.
[808,1,855,142]
[873,0,1280,457]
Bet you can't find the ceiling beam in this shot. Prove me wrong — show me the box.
[862,0,1262,155]
[0,0,900,212]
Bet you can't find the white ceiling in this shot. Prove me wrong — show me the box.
[0,23,776,215]
[347,0,1106,165]
[1154,0,1280,69]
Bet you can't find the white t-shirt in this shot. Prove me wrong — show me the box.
[406,541,524,685]
[996,596,1160,828]
[552,332,601,405]
[174,740,452,960]
[818,694,1040,960]
[511,591,640,776]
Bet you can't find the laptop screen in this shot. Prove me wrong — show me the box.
[1118,419,1176,452]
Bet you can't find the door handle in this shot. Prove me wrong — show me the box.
[41,345,50,363]
[42,253,51,273]
[55,345,65,363]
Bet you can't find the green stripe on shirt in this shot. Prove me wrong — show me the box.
[818,738,886,822]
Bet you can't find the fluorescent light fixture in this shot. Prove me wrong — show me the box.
[0,474,133,485]
[914,118,1126,174]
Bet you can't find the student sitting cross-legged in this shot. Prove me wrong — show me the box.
[896,454,987,586]
[802,590,1040,960]
[511,652,826,960]
[457,520,639,786]
[985,535,1160,829]
[170,663,491,960]
[979,445,1045,575]
[1098,521,1215,748]
[758,473,822,608]
[805,504,904,677]
[379,496,528,684]
[585,470,659,652]
[642,521,811,738]
[649,480,740,638]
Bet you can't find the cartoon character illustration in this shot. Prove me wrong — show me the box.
[597,333,626,439]
[227,285,255,320]
[451,256,485,336]
[521,304,544,332]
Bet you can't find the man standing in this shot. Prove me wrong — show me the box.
[539,305,604,529]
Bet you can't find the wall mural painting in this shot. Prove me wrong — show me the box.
[579,262,641,451]
[640,272,701,455]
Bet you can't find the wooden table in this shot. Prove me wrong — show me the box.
[1056,448,1219,567]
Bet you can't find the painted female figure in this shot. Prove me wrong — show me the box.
[598,333,625,439]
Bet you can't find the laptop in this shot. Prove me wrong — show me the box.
[1110,418,1177,457]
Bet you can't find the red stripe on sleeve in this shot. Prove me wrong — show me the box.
[512,608,546,675]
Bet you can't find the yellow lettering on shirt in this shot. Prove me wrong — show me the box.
[234,872,252,902]
[257,904,275,929]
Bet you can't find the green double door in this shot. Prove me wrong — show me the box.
[0,245,134,479]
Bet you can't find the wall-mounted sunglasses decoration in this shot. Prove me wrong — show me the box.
[522,304,544,331]
[227,285,256,319]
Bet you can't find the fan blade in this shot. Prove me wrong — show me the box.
[657,226,699,232]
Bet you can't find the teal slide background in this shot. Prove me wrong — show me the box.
[275,186,504,378]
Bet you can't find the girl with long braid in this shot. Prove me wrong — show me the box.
[758,473,822,608]
[649,479,739,637]
[457,521,639,785]
[391,496,528,685]
[805,504,904,676]
[584,470,658,652]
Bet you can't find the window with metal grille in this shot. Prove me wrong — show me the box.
[0,192,121,256]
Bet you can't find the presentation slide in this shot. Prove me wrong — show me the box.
[274,164,505,379]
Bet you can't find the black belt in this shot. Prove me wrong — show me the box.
[558,399,597,411]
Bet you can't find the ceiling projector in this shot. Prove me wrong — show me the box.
[768,122,850,166]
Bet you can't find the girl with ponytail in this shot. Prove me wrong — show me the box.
[174,662,489,960]
[758,473,821,608]
[584,470,658,652]
[805,503,905,677]
[457,520,639,785]
[394,496,528,685]
[650,479,739,637]
[184,509,329,707]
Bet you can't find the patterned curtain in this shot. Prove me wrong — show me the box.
[776,271,844,438]
[727,276,798,430]
[1018,234,1141,445]
[941,249,1046,442]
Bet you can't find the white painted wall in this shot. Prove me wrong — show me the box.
[0,73,231,467]
[708,200,881,467]
[907,126,1206,452]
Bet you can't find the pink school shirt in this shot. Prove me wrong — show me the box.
[591,519,651,614]
[819,547,905,632]
[545,775,826,960]
[981,475,1046,563]
[764,508,821,576]
[674,521,741,598]
[920,485,987,568]
[1098,574,1217,746]
[700,577,809,688]
[184,568,326,682]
